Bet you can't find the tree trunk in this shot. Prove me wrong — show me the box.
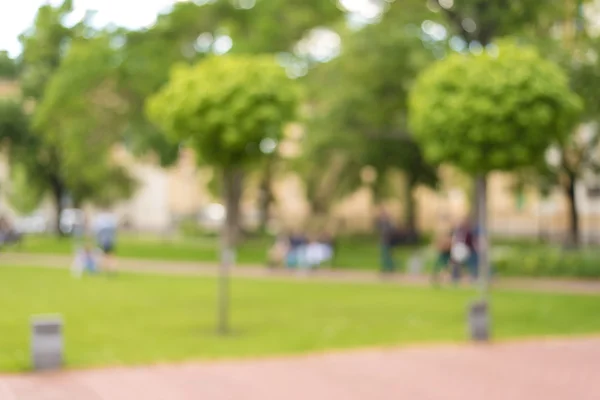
[564,174,580,247]
[49,177,66,237]
[475,175,490,299]
[217,167,244,335]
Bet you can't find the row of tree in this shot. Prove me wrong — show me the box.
[303,0,600,244]
[0,0,599,244]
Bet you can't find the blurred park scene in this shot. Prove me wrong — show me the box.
[1,0,600,398]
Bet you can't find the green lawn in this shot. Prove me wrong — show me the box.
[1,266,600,372]
[15,235,410,270]
[13,234,600,277]
[16,235,270,263]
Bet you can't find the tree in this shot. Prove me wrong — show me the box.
[117,0,340,160]
[0,99,63,218]
[204,0,342,54]
[526,32,600,245]
[0,100,45,214]
[147,55,297,333]
[304,5,438,231]
[0,51,18,79]
[409,42,582,299]
[0,100,28,145]
[32,35,136,208]
[18,0,84,100]
[116,0,344,229]
[422,0,593,223]
[294,129,363,219]
[10,0,80,232]
[7,2,134,231]
[429,0,581,46]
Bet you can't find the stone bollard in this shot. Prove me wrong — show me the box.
[468,301,490,342]
[31,315,63,371]
[407,254,424,276]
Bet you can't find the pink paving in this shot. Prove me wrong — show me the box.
[1,338,599,400]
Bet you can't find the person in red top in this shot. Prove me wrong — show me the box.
[452,218,479,282]
[375,207,396,273]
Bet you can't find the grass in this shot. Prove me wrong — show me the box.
[1,266,600,372]
[13,234,600,277]
[16,235,269,264]
[15,234,417,270]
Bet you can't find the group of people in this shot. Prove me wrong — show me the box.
[433,219,480,284]
[268,231,335,270]
[376,206,480,283]
[71,210,119,277]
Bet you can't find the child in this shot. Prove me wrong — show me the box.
[71,244,99,278]
[305,238,333,269]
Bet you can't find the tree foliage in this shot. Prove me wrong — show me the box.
[147,55,297,245]
[33,35,136,207]
[0,100,49,215]
[18,0,83,101]
[0,51,18,79]
[6,164,46,215]
[429,0,581,45]
[2,1,135,228]
[303,5,438,227]
[147,53,297,335]
[409,42,583,175]
[147,55,297,168]
[116,0,340,166]
[522,35,600,243]
[0,100,28,145]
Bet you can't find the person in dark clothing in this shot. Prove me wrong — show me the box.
[375,207,396,273]
[451,219,478,282]
[286,231,307,268]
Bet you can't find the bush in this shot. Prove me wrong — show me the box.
[492,247,600,278]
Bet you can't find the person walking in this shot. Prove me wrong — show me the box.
[375,206,396,273]
[451,218,478,283]
[92,209,118,274]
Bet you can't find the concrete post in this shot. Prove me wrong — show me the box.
[31,315,63,371]
[468,301,490,342]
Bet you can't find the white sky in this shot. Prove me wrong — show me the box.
[0,0,179,56]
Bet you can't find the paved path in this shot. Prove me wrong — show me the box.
[1,338,599,399]
[2,253,600,295]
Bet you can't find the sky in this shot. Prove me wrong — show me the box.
[0,0,180,56]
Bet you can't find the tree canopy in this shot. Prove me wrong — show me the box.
[147,55,297,169]
[302,4,437,228]
[32,35,136,207]
[0,51,18,79]
[147,54,297,249]
[1,0,134,230]
[409,41,583,175]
